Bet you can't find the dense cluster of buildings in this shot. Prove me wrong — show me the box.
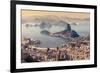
[21,36,90,63]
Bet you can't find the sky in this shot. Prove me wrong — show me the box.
[21,10,90,20]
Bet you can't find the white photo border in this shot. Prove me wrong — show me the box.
[16,4,94,69]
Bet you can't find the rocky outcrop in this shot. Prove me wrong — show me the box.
[52,24,80,38]
[40,30,50,35]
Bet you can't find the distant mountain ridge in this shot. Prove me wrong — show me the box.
[40,23,80,38]
[22,16,89,24]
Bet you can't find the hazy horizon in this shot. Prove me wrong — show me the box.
[22,10,90,19]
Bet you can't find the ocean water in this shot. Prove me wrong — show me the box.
[22,20,90,48]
